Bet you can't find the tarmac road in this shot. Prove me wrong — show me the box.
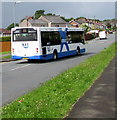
[1,34,115,106]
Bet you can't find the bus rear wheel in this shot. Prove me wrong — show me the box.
[28,59,34,62]
[77,47,80,55]
[53,51,58,60]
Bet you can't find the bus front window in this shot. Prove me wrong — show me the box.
[13,28,37,41]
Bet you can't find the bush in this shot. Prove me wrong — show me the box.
[91,33,96,39]
[85,32,97,41]
[85,33,92,40]
[0,36,11,42]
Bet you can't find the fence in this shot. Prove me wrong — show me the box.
[0,41,11,52]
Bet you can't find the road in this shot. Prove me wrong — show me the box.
[1,34,115,106]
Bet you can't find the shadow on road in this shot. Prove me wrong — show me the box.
[17,52,95,64]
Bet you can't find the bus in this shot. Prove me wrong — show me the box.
[11,27,86,61]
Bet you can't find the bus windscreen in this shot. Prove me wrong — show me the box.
[13,28,37,41]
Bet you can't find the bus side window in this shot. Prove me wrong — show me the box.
[50,31,61,45]
[67,31,84,43]
[67,34,72,44]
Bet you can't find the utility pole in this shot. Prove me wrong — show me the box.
[13,1,22,27]
[94,16,96,29]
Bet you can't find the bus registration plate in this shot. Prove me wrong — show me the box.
[23,58,28,59]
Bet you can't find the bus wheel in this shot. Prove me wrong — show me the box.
[77,47,80,55]
[28,59,34,62]
[53,51,58,60]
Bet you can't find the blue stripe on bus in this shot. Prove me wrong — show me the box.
[12,48,85,60]
[80,48,85,53]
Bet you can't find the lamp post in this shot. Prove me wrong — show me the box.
[94,16,96,29]
[13,1,22,27]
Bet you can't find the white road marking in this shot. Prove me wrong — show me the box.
[10,64,31,71]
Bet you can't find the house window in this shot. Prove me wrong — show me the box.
[41,25,45,27]
[55,25,59,27]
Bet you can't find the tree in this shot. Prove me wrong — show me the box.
[106,22,111,29]
[66,17,74,22]
[76,17,86,20]
[6,23,19,30]
[60,16,74,22]
[80,24,91,34]
[103,19,110,22]
[34,10,45,19]
[45,13,55,16]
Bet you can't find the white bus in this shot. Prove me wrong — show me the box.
[11,27,86,61]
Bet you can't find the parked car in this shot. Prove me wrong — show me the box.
[99,31,107,40]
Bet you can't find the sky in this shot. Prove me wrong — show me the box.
[1,1,116,28]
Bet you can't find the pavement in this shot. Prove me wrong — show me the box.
[65,57,116,119]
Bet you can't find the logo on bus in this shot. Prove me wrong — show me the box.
[22,43,29,48]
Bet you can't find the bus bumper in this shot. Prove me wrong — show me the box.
[11,55,53,60]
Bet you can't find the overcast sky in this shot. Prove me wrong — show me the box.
[1,1,116,28]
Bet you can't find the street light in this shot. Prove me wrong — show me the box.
[13,1,22,27]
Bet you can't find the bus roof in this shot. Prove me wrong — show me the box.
[12,27,84,32]
[39,27,84,31]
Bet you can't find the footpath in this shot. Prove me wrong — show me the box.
[65,57,116,119]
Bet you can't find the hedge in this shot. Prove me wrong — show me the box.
[0,36,11,42]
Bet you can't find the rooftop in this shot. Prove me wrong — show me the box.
[41,15,67,24]
[0,29,11,34]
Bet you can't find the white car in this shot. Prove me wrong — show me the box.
[99,31,107,40]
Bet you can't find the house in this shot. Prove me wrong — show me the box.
[19,19,48,27]
[0,28,11,37]
[102,19,117,30]
[75,18,87,24]
[19,15,67,27]
[69,20,80,27]
[94,22,106,29]
[39,15,67,27]
[69,18,93,29]
[69,17,107,30]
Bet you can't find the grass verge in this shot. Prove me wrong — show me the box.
[0,51,11,55]
[2,42,116,118]
[0,51,11,60]
[2,55,11,59]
